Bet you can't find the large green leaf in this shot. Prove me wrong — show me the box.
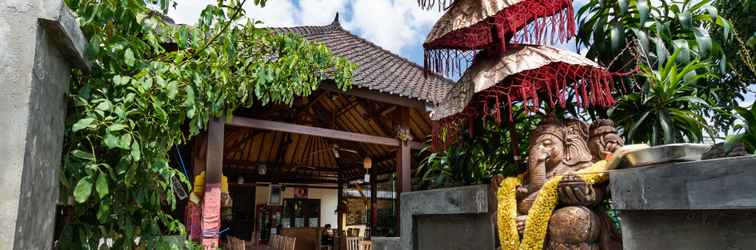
[72,118,96,132]
[73,176,93,203]
[638,0,650,25]
[693,27,712,57]
[96,173,109,198]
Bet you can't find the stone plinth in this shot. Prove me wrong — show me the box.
[0,0,88,248]
[400,185,497,250]
[371,237,400,250]
[610,156,756,250]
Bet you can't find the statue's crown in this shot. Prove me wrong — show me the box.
[589,119,618,137]
[529,115,565,146]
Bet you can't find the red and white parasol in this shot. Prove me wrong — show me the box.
[422,0,576,77]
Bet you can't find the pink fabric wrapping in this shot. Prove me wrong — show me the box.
[201,183,221,249]
[188,202,202,242]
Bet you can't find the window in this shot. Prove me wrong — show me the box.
[282,199,321,228]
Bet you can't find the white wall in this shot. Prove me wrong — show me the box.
[255,185,338,228]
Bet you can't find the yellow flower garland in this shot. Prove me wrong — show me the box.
[497,160,610,250]
[496,176,523,250]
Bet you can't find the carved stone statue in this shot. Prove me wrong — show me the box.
[495,117,623,250]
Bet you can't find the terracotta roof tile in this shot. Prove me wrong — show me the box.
[271,15,453,104]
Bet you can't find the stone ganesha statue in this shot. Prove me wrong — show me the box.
[494,116,623,250]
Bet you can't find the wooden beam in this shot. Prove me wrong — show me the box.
[228,117,422,149]
[319,83,427,110]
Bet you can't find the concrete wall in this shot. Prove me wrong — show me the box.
[610,156,756,250]
[371,237,400,250]
[400,185,497,250]
[0,0,88,248]
[255,185,339,227]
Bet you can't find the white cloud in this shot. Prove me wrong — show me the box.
[168,0,441,61]
[345,0,441,54]
[168,0,214,25]
[243,0,298,27]
[298,0,349,25]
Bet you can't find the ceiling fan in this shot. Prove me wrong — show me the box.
[310,144,359,159]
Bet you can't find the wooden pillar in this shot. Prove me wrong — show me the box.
[394,107,411,235]
[202,117,224,249]
[337,179,344,245]
[370,169,377,237]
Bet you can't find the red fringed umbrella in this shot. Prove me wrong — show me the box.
[430,45,631,150]
[422,0,576,77]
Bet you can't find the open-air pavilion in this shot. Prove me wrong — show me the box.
[185,15,452,250]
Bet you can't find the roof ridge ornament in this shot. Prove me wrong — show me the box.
[331,12,341,27]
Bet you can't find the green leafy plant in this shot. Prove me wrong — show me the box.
[608,50,715,145]
[726,105,756,153]
[59,0,354,248]
[416,108,540,189]
[577,0,745,132]
[714,0,756,85]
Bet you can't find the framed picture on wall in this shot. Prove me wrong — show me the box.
[268,184,283,206]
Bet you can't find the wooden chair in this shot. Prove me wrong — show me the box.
[347,228,360,237]
[346,237,361,250]
[270,234,282,250]
[282,236,296,250]
[224,236,246,250]
[359,240,372,250]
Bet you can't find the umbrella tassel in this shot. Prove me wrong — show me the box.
[495,95,502,125]
[507,95,514,122]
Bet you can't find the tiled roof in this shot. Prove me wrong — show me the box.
[272,14,453,104]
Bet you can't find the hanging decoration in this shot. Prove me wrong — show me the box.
[422,0,576,77]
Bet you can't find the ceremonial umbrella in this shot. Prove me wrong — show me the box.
[429,45,630,150]
[422,0,576,77]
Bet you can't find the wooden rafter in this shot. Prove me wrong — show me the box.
[228,117,422,149]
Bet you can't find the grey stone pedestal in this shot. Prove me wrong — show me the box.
[400,185,497,250]
[1,0,88,249]
[610,156,756,250]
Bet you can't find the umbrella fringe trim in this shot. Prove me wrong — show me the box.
[423,0,576,78]
[417,0,455,11]
[432,62,627,151]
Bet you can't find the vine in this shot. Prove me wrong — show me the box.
[59,0,354,248]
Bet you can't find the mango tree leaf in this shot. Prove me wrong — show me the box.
[124,48,135,67]
[693,27,712,58]
[71,150,95,160]
[96,173,109,198]
[95,100,112,111]
[631,28,650,54]
[103,133,119,149]
[610,24,625,52]
[167,81,178,99]
[672,39,690,64]
[677,10,693,29]
[638,0,650,25]
[119,133,132,149]
[131,141,141,161]
[107,123,128,132]
[74,176,93,203]
[72,118,96,132]
[619,0,628,15]
[654,37,669,67]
